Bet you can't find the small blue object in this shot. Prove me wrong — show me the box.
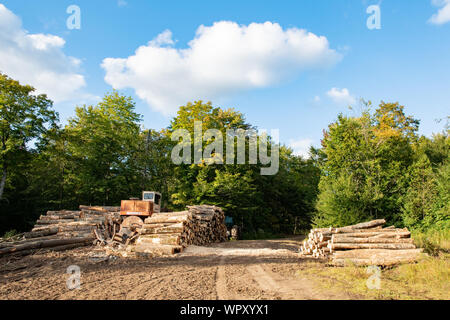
[225,216,233,225]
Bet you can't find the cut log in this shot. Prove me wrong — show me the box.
[24,228,59,239]
[333,248,423,259]
[329,243,416,250]
[39,215,75,220]
[9,242,94,256]
[133,243,183,255]
[332,231,411,238]
[334,219,386,232]
[135,205,227,252]
[0,237,94,256]
[137,235,181,245]
[334,227,406,234]
[140,226,185,234]
[332,257,420,266]
[332,237,414,244]
[79,205,120,212]
[151,211,190,217]
[144,215,189,224]
[35,219,76,225]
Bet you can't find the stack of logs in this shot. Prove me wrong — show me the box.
[300,219,424,266]
[0,206,120,257]
[78,206,121,245]
[133,205,228,255]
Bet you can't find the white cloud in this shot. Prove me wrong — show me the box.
[289,138,314,159]
[117,0,128,7]
[326,87,356,106]
[102,21,342,115]
[150,30,175,46]
[27,34,65,50]
[429,0,450,25]
[0,4,85,102]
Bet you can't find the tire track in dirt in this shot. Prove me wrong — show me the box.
[247,264,351,300]
[246,265,279,292]
[124,271,193,300]
[216,257,267,300]
[215,256,230,300]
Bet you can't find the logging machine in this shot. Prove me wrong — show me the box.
[115,191,162,243]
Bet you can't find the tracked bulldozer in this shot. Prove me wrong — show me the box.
[113,191,162,244]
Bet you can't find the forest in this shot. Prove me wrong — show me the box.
[1,73,449,238]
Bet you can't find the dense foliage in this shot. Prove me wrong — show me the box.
[0,75,319,237]
[313,101,449,231]
[0,74,448,237]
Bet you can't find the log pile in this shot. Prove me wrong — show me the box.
[1,205,227,257]
[133,205,227,255]
[78,206,121,245]
[0,206,120,257]
[300,219,423,266]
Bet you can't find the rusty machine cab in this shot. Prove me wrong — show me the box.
[142,191,161,213]
[120,191,162,218]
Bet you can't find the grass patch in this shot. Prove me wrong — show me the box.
[299,229,450,300]
[412,229,450,256]
[1,229,19,240]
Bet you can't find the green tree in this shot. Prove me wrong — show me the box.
[168,100,318,236]
[0,73,58,200]
[431,161,450,229]
[135,129,175,208]
[314,102,418,227]
[64,91,142,205]
[402,132,450,230]
[402,154,438,229]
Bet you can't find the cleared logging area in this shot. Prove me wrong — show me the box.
[2,211,426,269]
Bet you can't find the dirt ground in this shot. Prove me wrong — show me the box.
[0,237,356,300]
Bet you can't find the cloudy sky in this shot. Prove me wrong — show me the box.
[1,0,449,158]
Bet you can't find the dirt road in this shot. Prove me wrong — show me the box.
[0,237,353,300]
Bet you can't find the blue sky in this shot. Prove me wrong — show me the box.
[0,0,449,157]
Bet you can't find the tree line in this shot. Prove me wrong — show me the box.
[0,73,448,237]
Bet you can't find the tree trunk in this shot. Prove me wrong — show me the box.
[334,219,386,233]
[332,237,414,244]
[24,228,59,239]
[329,243,416,250]
[332,256,421,267]
[333,248,423,259]
[0,164,7,200]
[332,249,424,266]
[0,236,94,256]
[332,231,411,238]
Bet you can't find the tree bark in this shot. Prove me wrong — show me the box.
[329,243,416,250]
[334,227,404,234]
[332,249,424,266]
[24,228,59,239]
[333,248,423,259]
[332,256,421,267]
[332,231,411,238]
[0,236,94,256]
[137,235,181,246]
[332,237,414,244]
[0,164,6,200]
[333,219,386,233]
